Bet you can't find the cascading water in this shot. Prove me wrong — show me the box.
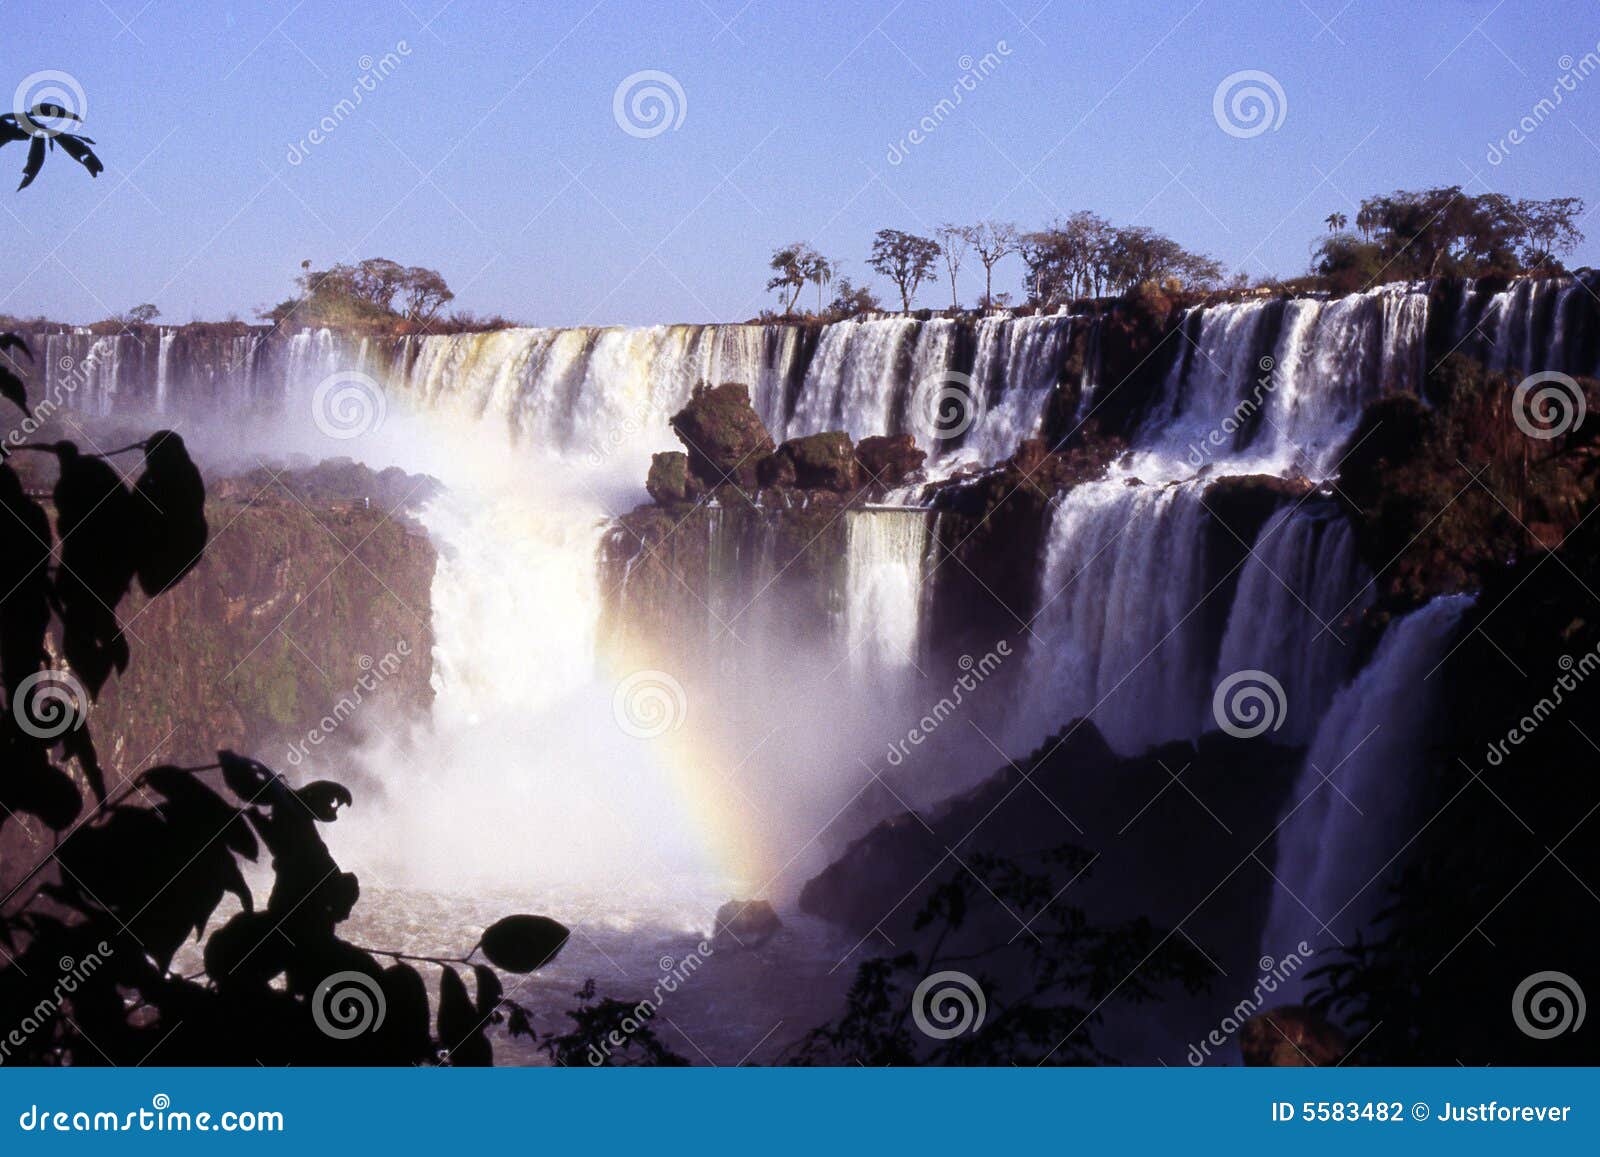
[1212,504,1370,745]
[843,509,933,678]
[1013,481,1216,753]
[1258,594,1473,974]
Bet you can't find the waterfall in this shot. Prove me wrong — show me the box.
[843,510,933,677]
[1259,594,1473,970]
[1212,504,1370,745]
[1456,274,1600,376]
[1146,284,1429,479]
[1014,481,1216,753]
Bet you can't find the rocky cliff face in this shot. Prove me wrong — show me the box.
[83,489,435,782]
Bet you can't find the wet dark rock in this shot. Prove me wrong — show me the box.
[855,434,926,491]
[763,431,858,492]
[713,899,782,948]
[669,382,775,490]
[646,451,698,505]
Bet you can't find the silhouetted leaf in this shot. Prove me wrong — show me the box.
[294,780,352,822]
[133,431,207,595]
[478,914,569,973]
[473,964,503,1020]
[52,444,137,694]
[52,132,102,179]
[437,965,491,1066]
[18,135,44,190]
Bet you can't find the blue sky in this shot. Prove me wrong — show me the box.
[6,0,1600,325]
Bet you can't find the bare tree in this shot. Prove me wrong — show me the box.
[964,221,1019,309]
[934,223,968,310]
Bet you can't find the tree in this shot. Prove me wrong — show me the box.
[867,229,941,313]
[124,303,160,326]
[397,264,453,324]
[825,277,879,319]
[805,252,834,314]
[964,220,1019,309]
[1325,211,1347,233]
[934,223,968,310]
[766,243,824,316]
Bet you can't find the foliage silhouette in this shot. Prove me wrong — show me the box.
[0,102,103,189]
[788,845,1212,1065]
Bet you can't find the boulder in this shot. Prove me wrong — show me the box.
[669,383,775,490]
[646,451,697,505]
[713,899,782,948]
[1240,1005,1348,1066]
[855,434,926,490]
[764,432,858,492]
